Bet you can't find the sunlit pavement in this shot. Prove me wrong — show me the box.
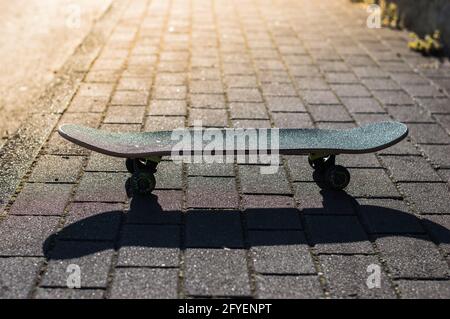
[0,0,449,299]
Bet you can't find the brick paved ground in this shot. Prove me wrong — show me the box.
[0,0,449,299]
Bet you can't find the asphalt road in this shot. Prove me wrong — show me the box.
[0,0,111,147]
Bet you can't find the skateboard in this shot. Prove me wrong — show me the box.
[58,121,408,196]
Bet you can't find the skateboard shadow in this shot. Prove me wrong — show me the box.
[43,190,450,260]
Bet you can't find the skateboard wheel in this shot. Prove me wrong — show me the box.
[324,165,350,190]
[308,155,335,171]
[131,172,156,195]
[125,158,135,174]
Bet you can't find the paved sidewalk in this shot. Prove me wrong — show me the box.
[0,0,449,299]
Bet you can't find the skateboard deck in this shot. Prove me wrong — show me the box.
[58,121,407,193]
[58,121,407,158]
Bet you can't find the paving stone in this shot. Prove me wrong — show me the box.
[320,255,396,298]
[187,163,235,177]
[35,288,104,299]
[396,280,450,299]
[67,95,109,113]
[190,94,226,109]
[356,198,424,234]
[399,183,449,215]
[345,168,400,198]
[145,116,186,131]
[189,108,228,127]
[402,85,445,98]
[229,103,268,119]
[272,112,313,128]
[42,241,113,288]
[353,66,388,79]
[301,90,340,105]
[381,156,442,182]
[421,215,450,253]
[190,80,224,94]
[386,106,433,123]
[249,230,315,274]
[185,210,243,248]
[154,161,183,190]
[416,97,450,114]
[265,96,306,112]
[148,100,187,116]
[186,177,238,209]
[74,172,128,202]
[373,90,415,106]
[340,97,385,113]
[378,139,420,155]
[0,216,59,256]
[155,72,187,85]
[325,73,359,84]
[305,215,373,254]
[294,182,355,214]
[59,202,122,241]
[153,85,187,100]
[227,88,263,102]
[435,114,450,133]
[224,75,258,88]
[261,83,297,96]
[110,268,178,299]
[362,78,401,91]
[9,183,72,216]
[184,249,251,296]
[256,275,322,299]
[104,106,145,124]
[232,119,272,128]
[0,257,42,298]
[111,90,149,105]
[117,224,179,267]
[375,235,448,278]
[309,105,353,122]
[29,155,83,183]
[338,153,381,168]
[117,77,152,91]
[238,165,291,195]
[85,70,121,83]
[126,191,182,224]
[331,84,371,98]
[244,196,300,229]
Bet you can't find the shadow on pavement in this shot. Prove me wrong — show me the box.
[43,188,450,260]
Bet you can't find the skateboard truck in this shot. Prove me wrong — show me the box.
[308,153,351,190]
[125,156,161,197]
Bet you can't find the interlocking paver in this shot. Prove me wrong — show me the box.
[42,241,113,288]
[346,169,401,198]
[305,215,373,254]
[29,155,83,183]
[256,275,322,299]
[396,280,450,299]
[320,255,396,298]
[249,230,315,274]
[74,172,128,202]
[110,268,178,299]
[375,235,448,279]
[0,257,42,298]
[399,183,450,215]
[9,183,72,216]
[35,288,104,299]
[184,249,251,297]
[117,224,180,267]
[381,156,442,182]
[0,216,59,256]
[238,165,291,195]
[356,198,424,234]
